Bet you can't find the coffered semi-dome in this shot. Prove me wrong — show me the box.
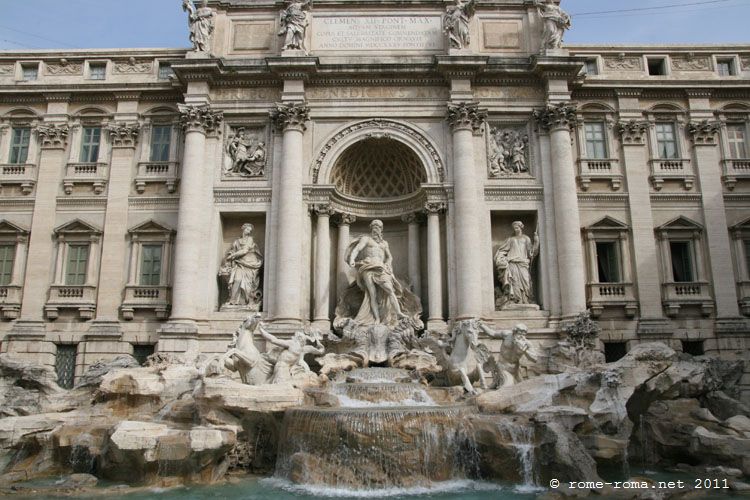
[330,138,427,199]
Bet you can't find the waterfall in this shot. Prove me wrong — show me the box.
[494,419,537,487]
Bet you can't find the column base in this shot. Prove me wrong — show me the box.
[311,319,332,333]
[426,319,448,334]
[266,318,306,337]
[715,317,750,335]
[637,318,674,336]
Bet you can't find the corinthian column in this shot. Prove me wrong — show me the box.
[335,213,356,300]
[447,102,485,319]
[534,103,587,318]
[313,204,333,325]
[170,105,223,323]
[402,212,422,297]
[271,102,310,322]
[424,202,446,326]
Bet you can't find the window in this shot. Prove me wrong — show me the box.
[65,244,89,286]
[21,64,38,81]
[132,344,155,366]
[604,342,627,363]
[655,123,679,159]
[9,127,31,164]
[149,125,172,162]
[727,124,748,159]
[158,63,174,80]
[0,244,14,286]
[584,122,608,159]
[681,340,704,356]
[670,241,695,283]
[55,344,77,389]
[80,127,101,163]
[140,244,163,286]
[647,58,667,76]
[88,63,106,80]
[717,59,735,76]
[584,59,598,76]
[595,241,621,283]
[744,239,750,279]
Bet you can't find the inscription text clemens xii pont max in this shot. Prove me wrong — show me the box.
[312,16,444,51]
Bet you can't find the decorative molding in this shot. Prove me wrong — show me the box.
[312,204,335,217]
[484,186,544,202]
[0,64,13,75]
[334,212,357,226]
[533,103,578,132]
[35,124,69,149]
[423,201,447,214]
[686,120,720,145]
[213,188,272,205]
[447,102,486,133]
[270,102,310,132]
[577,193,629,203]
[603,56,642,71]
[107,122,141,148]
[650,193,702,203]
[178,104,223,134]
[113,58,153,74]
[45,60,83,76]
[671,56,711,71]
[0,198,35,209]
[55,197,108,209]
[616,120,650,145]
[128,196,180,209]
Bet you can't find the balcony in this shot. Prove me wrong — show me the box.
[0,285,22,320]
[45,284,97,320]
[662,281,713,317]
[0,163,37,195]
[63,162,108,195]
[649,158,694,191]
[586,283,638,318]
[721,159,750,191]
[121,285,171,320]
[134,161,178,194]
[739,281,750,316]
[577,158,623,191]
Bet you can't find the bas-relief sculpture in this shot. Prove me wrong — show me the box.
[218,223,263,310]
[183,0,215,53]
[278,0,311,52]
[225,128,267,177]
[534,0,571,51]
[488,127,529,177]
[443,0,475,50]
[494,221,540,309]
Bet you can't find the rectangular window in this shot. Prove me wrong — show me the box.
[670,240,695,283]
[0,244,14,286]
[647,58,667,76]
[158,63,174,80]
[140,244,163,286]
[585,59,598,76]
[80,127,101,163]
[21,64,38,81]
[717,59,735,76]
[149,125,172,162]
[55,344,77,389]
[88,63,106,80]
[727,124,748,159]
[9,127,31,164]
[132,344,155,366]
[595,241,621,283]
[604,342,627,363]
[584,122,608,159]
[655,123,679,159]
[65,244,89,286]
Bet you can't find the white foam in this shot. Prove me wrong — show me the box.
[261,477,504,498]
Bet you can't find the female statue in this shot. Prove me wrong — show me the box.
[220,223,263,309]
[183,0,215,53]
[494,221,540,307]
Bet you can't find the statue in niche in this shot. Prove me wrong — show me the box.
[480,322,538,386]
[488,128,529,177]
[494,221,540,309]
[335,220,421,327]
[226,128,266,177]
[182,0,215,53]
[219,223,263,310]
[278,0,311,52]
[443,0,475,49]
[534,0,571,50]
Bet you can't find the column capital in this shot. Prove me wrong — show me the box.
[271,102,310,132]
[423,201,447,215]
[178,104,223,134]
[616,120,650,145]
[35,124,69,149]
[401,212,422,225]
[533,102,578,132]
[107,122,141,149]
[312,203,335,217]
[334,212,356,226]
[447,102,486,133]
[687,120,721,146]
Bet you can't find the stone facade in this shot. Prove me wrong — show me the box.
[0,1,748,398]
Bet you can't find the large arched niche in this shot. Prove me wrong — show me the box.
[312,119,445,187]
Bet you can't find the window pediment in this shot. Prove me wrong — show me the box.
[657,216,703,233]
[53,219,102,237]
[128,219,174,235]
[0,220,29,237]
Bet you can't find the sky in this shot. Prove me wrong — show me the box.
[0,0,748,51]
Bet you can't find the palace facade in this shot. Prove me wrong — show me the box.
[0,0,748,398]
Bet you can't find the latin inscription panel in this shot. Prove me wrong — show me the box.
[311,15,444,52]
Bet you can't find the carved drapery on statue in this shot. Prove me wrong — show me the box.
[182,0,215,53]
[534,0,571,51]
[225,127,267,177]
[443,0,475,49]
[278,0,311,52]
[219,223,263,310]
[494,221,540,309]
[488,127,529,177]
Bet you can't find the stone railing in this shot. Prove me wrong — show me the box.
[662,281,713,317]
[649,158,694,191]
[721,158,750,191]
[0,284,22,320]
[45,284,97,320]
[63,162,109,195]
[577,158,622,191]
[586,282,637,318]
[134,161,179,194]
[121,284,171,320]
[0,163,37,195]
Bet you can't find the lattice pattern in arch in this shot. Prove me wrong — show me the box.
[330,138,426,198]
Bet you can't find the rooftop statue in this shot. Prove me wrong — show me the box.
[182,0,215,53]
[443,0,475,50]
[535,0,571,50]
[278,0,311,52]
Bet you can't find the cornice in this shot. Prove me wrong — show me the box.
[128,196,180,209]
[214,188,272,204]
[577,193,629,203]
[0,198,34,209]
[56,196,107,209]
[484,186,544,201]
[649,193,702,203]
